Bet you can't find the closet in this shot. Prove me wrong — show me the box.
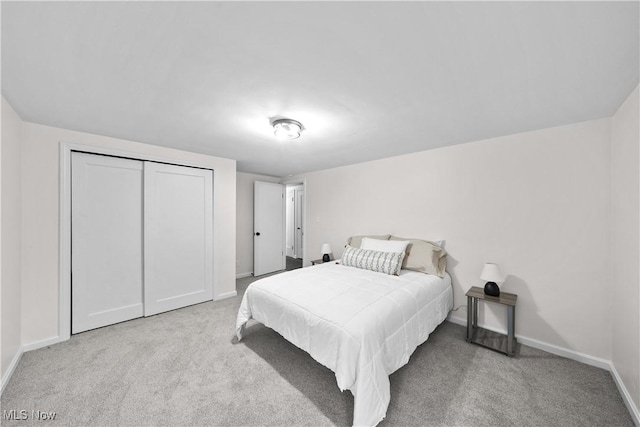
[71,152,213,333]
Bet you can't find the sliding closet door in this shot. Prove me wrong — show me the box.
[71,152,144,334]
[143,162,213,316]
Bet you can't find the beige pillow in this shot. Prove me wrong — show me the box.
[389,236,447,277]
[346,234,390,249]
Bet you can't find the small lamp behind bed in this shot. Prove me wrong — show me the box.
[481,263,504,297]
[321,243,332,262]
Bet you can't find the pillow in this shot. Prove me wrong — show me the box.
[389,236,447,277]
[341,245,405,276]
[346,234,390,249]
[361,237,410,253]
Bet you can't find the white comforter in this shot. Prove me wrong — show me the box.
[236,262,453,427]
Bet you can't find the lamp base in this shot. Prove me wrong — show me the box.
[484,281,500,297]
[322,254,330,262]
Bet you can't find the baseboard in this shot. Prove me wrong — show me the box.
[236,272,253,279]
[518,334,611,370]
[22,335,62,352]
[446,314,473,329]
[610,363,640,425]
[1,346,23,395]
[446,316,610,370]
[215,290,237,300]
[448,315,639,423]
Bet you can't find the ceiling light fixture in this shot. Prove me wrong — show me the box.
[272,118,303,139]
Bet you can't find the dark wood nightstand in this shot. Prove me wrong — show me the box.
[466,286,517,356]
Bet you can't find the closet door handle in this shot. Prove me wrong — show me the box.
[255,232,261,236]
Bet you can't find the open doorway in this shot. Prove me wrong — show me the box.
[285,183,304,271]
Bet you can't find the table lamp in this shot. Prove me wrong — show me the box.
[481,262,504,297]
[321,243,332,262]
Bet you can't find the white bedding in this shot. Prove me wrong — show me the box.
[236,261,453,427]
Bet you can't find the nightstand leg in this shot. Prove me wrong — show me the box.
[507,305,515,356]
[473,297,478,328]
[467,296,472,340]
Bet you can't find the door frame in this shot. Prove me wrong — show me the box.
[293,186,304,259]
[284,183,304,259]
[59,142,216,342]
[285,187,296,258]
[281,177,307,266]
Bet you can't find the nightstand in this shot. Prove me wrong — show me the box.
[466,286,517,356]
[310,259,324,265]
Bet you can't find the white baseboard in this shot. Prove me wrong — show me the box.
[446,316,610,370]
[236,272,253,279]
[448,315,639,423]
[215,290,237,300]
[22,335,62,352]
[516,334,611,370]
[610,363,640,425]
[1,346,23,395]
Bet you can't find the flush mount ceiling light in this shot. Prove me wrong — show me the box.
[272,118,303,139]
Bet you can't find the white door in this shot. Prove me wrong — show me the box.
[144,162,213,316]
[285,188,295,257]
[295,189,305,259]
[71,152,144,333]
[254,181,285,276]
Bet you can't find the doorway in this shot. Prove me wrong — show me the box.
[285,184,304,271]
[252,179,306,277]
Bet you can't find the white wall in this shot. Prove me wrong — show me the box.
[299,118,612,360]
[20,122,236,345]
[1,97,23,383]
[236,172,280,277]
[611,85,640,412]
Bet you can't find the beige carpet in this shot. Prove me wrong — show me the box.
[1,273,633,426]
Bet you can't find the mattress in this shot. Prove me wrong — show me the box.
[236,261,453,426]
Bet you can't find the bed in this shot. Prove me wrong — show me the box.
[236,238,452,427]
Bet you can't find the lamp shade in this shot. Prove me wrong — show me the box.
[480,263,504,283]
[481,263,503,297]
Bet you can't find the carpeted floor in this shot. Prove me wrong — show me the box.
[1,273,633,426]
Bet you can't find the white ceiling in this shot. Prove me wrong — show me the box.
[2,2,638,177]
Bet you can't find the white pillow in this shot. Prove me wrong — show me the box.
[361,237,410,254]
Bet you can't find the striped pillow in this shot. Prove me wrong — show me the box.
[341,245,405,276]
